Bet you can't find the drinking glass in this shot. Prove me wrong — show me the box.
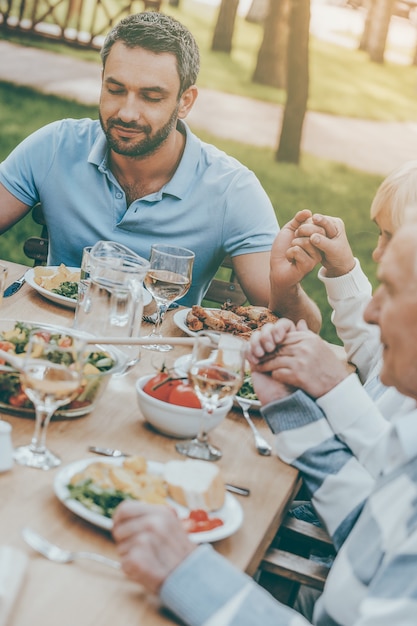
[13,329,86,470]
[143,244,195,352]
[175,334,246,461]
[74,241,150,372]
[76,245,92,304]
[0,264,8,308]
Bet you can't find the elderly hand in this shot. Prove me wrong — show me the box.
[112,501,196,595]
[294,214,356,278]
[248,319,349,399]
[246,319,296,404]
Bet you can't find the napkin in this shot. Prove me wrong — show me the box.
[0,546,28,626]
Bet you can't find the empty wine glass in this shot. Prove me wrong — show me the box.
[175,333,246,461]
[13,329,86,470]
[143,244,195,352]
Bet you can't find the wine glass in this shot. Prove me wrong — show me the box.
[143,244,195,352]
[175,333,246,461]
[13,329,86,470]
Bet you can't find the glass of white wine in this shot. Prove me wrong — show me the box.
[13,329,86,470]
[175,333,246,461]
[144,244,195,352]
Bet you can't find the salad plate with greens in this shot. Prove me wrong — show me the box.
[0,320,126,418]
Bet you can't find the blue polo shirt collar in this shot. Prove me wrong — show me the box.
[86,120,200,201]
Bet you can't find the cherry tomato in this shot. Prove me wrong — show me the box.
[34,331,51,342]
[9,391,29,407]
[0,341,15,365]
[168,383,201,409]
[143,372,182,402]
[0,341,14,352]
[181,510,224,533]
[189,509,209,522]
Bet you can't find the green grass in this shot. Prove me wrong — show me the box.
[2,0,417,121]
[0,82,382,344]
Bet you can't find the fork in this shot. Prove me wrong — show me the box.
[142,312,158,323]
[234,396,272,456]
[142,302,180,324]
[22,527,121,569]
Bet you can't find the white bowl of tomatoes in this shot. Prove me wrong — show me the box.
[135,373,233,439]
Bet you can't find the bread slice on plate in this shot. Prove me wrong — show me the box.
[164,459,225,511]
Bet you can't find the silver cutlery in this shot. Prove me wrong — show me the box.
[142,312,158,323]
[3,273,26,297]
[22,527,121,569]
[88,446,250,496]
[234,396,272,456]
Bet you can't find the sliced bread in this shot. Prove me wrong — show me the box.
[164,459,225,511]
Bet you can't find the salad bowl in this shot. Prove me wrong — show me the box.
[0,320,127,419]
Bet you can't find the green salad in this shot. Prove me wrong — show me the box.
[67,480,134,518]
[52,281,79,299]
[238,373,258,402]
[0,322,116,411]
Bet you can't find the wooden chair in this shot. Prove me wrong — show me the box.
[257,511,335,607]
[23,203,49,266]
[203,255,247,307]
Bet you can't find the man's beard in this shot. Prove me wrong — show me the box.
[100,104,180,158]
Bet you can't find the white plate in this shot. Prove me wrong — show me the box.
[173,308,198,336]
[54,457,243,544]
[174,354,261,411]
[173,308,220,337]
[25,266,80,309]
[142,288,153,307]
[26,267,153,309]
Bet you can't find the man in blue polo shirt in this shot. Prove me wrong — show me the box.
[0,12,320,328]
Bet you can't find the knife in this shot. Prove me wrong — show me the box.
[3,274,26,297]
[88,446,250,496]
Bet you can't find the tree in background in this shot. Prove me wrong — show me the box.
[211,0,240,53]
[245,0,269,22]
[252,0,290,89]
[276,0,310,164]
[359,0,395,63]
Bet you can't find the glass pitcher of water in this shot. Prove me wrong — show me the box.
[73,241,150,371]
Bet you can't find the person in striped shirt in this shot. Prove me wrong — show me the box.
[112,221,417,625]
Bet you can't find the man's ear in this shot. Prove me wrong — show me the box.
[178,86,198,119]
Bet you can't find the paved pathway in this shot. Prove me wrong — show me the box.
[1,39,417,176]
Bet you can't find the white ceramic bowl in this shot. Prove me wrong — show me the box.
[136,374,233,439]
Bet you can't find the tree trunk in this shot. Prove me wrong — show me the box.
[252,0,290,89]
[211,0,240,53]
[276,0,310,164]
[365,0,395,63]
[245,0,270,23]
[359,0,375,51]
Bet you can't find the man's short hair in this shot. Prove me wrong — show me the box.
[100,12,200,96]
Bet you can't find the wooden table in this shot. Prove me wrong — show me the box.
[0,261,300,626]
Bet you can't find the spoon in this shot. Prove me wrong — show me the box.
[22,527,121,570]
[234,396,272,456]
